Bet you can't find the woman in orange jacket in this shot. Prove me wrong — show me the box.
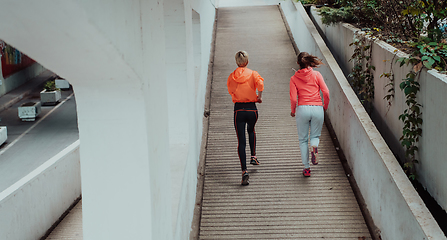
[227,50,264,185]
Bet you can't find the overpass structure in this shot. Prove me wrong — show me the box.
[0,1,445,240]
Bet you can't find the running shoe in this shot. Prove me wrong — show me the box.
[311,146,319,165]
[241,170,249,185]
[250,156,260,165]
[303,168,311,177]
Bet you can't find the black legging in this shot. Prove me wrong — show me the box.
[234,102,258,171]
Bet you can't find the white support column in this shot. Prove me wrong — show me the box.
[164,0,192,233]
[140,1,173,239]
[183,4,198,156]
[165,0,190,146]
[191,8,202,158]
[0,1,172,239]
[192,9,202,102]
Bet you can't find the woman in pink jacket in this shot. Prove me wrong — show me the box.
[290,52,330,177]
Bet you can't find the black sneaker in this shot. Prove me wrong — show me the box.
[241,170,249,185]
[250,156,260,165]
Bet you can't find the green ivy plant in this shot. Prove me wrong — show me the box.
[381,72,395,113]
[348,33,375,112]
[382,41,446,180]
[381,53,398,113]
[412,40,447,72]
[394,40,446,180]
[396,57,423,180]
[316,0,446,181]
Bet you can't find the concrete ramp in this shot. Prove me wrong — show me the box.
[199,6,372,239]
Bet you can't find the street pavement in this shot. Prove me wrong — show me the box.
[0,70,79,192]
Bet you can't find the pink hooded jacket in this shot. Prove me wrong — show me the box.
[289,67,330,113]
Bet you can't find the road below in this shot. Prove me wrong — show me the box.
[0,89,79,192]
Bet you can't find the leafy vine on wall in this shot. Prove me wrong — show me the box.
[348,32,375,112]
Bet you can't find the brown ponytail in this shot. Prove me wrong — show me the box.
[297,52,323,69]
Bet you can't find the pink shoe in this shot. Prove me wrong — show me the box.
[303,168,311,177]
[311,146,319,165]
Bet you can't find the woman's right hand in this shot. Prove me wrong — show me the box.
[290,112,295,117]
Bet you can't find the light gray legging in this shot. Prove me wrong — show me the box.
[296,105,324,169]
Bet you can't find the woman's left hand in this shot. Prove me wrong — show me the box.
[290,112,295,117]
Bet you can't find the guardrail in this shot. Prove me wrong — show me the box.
[0,140,81,240]
[279,1,445,239]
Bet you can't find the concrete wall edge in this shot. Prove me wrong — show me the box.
[0,140,81,240]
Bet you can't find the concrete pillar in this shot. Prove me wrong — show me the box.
[164,0,194,233]
[0,1,172,239]
[192,9,202,101]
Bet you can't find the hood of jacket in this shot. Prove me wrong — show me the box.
[231,67,252,84]
[292,67,313,82]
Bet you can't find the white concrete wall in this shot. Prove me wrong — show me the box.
[0,141,81,240]
[0,0,215,239]
[280,1,445,239]
[0,62,46,98]
[310,6,447,213]
[165,0,217,239]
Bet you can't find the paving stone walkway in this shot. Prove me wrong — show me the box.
[198,6,372,239]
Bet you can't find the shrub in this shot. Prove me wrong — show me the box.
[44,80,59,92]
[318,6,355,25]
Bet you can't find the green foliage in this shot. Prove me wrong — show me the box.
[401,0,447,42]
[295,0,318,4]
[385,38,447,73]
[295,0,335,5]
[44,80,59,92]
[317,0,447,46]
[396,57,423,179]
[317,0,446,180]
[380,58,396,112]
[381,54,399,105]
[414,40,447,72]
[348,35,375,108]
[317,6,355,25]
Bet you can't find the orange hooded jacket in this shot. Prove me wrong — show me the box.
[227,67,264,103]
